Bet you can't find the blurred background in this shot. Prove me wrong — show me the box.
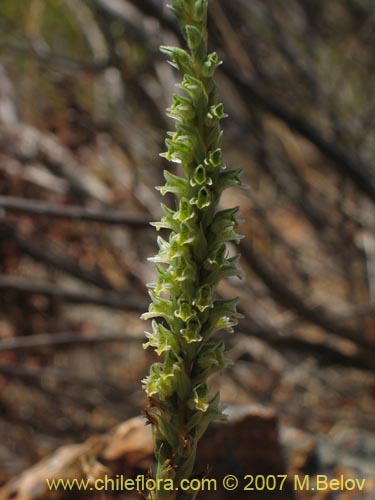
[0,0,374,492]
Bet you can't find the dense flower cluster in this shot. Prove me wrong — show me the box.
[141,1,243,498]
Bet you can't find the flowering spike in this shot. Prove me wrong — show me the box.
[142,0,243,495]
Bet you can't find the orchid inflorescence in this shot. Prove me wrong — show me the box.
[141,1,243,498]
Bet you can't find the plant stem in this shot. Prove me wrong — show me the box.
[141,1,243,498]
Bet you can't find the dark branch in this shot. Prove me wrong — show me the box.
[118,0,375,199]
[222,63,375,199]
[237,318,373,372]
[0,195,150,227]
[0,331,141,352]
[0,222,117,291]
[0,275,148,311]
[239,239,373,349]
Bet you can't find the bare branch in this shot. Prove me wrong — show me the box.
[110,0,375,199]
[237,317,373,372]
[0,195,150,226]
[0,275,148,311]
[221,63,375,199]
[239,239,373,349]
[0,331,141,352]
[0,222,117,290]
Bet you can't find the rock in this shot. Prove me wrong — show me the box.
[280,426,318,476]
[0,406,292,500]
[196,404,295,499]
[280,425,375,500]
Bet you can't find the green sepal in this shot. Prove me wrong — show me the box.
[142,362,163,397]
[157,412,180,449]
[192,222,208,262]
[156,356,182,399]
[206,128,223,151]
[141,291,174,323]
[147,236,170,264]
[209,227,244,247]
[174,197,196,222]
[191,186,211,209]
[171,357,192,400]
[208,148,222,168]
[194,393,227,441]
[193,0,207,22]
[175,297,194,322]
[154,264,180,295]
[205,297,243,336]
[203,243,227,269]
[213,315,238,334]
[168,236,190,260]
[161,137,193,164]
[193,284,213,311]
[194,341,230,383]
[211,206,240,229]
[180,74,208,112]
[190,164,212,187]
[180,315,202,343]
[178,221,197,245]
[170,255,197,283]
[201,51,222,78]
[185,24,204,53]
[209,207,243,244]
[205,254,243,286]
[160,45,192,74]
[185,410,203,432]
[168,94,195,122]
[143,321,180,356]
[188,384,209,412]
[151,205,181,232]
[216,167,243,192]
[157,170,189,197]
